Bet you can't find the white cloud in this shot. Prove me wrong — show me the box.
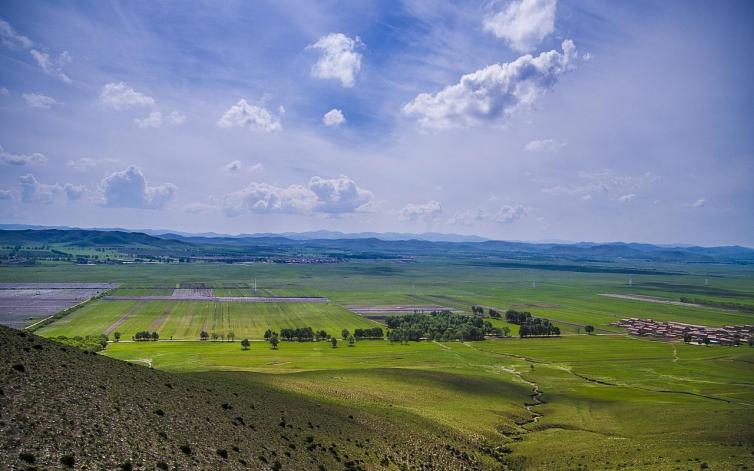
[403,40,576,129]
[223,182,316,215]
[67,157,117,172]
[308,33,363,88]
[19,174,62,204]
[100,166,176,209]
[308,175,374,213]
[1,145,47,166]
[223,175,373,215]
[248,163,264,174]
[399,201,443,222]
[0,189,13,200]
[524,138,566,152]
[22,92,57,109]
[618,193,635,203]
[224,160,242,173]
[483,0,557,53]
[217,99,282,132]
[30,49,71,83]
[134,110,185,128]
[184,202,216,214]
[99,82,155,110]
[0,17,33,49]
[493,204,528,223]
[323,108,346,127]
[691,198,706,208]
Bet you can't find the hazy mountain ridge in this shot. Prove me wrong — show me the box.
[1,227,753,263]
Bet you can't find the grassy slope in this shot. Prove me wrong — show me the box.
[36,300,378,340]
[104,336,754,470]
[0,326,500,470]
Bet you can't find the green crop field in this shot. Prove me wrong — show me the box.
[36,300,378,340]
[4,257,754,469]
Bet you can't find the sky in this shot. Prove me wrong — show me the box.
[0,0,753,246]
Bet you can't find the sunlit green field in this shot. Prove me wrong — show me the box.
[5,258,754,469]
[36,300,378,340]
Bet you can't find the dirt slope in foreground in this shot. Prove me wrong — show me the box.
[0,326,498,470]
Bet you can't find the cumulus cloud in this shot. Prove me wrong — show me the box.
[483,0,557,53]
[493,205,528,223]
[217,99,282,132]
[99,82,155,110]
[100,166,176,209]
[134,110,185,128]
[0,189,13,200]
[184,202,216,214]
[399,201,443,222]
[691,198,706,208]
[223,175,372,215]
[446,209,487,226]
[524,138,565,152]
[223,182,315,215]
[19,176,83,203]
[618,193,635,203]
[30,49,71,83]
[403,40,576,129]
[308,33,363,87]
[323,108,346,127]
[1,145,47,166]
[0,17,33,49]
[22,92,57,109]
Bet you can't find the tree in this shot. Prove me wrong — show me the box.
[341,329,350,340]
[218,333,225,342]
[264,329,272,340]
[683,332,692,343]
[330,337,338,348]
[748,337,754,347]
[348,334,356,347]
[241,338,250,350]
[227,332,235,342]
[151,331,159,341]
[270,334,279,350]
[211,332,219,342]
[502,326,511,337]
[113,331,121,342]
[584,325,595,335]
[200,331,209,341]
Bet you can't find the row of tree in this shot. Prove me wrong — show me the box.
[133,331,159,341]
[505,309,533,325]
[199,331,236,342]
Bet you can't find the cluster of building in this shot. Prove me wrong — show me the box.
[612,317,754,345]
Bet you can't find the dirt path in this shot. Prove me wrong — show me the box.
[103,301,144,335]
[148,305,174,332]
[672,345,679,363]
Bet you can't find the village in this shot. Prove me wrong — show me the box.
[613,317,754,346]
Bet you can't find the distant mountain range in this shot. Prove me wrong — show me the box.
[1,225,753,264]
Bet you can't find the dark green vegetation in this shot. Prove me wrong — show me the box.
[2,228,754,469]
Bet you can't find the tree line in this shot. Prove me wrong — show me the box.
[385,311,501,342]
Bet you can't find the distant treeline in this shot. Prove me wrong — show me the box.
[679,297,754,313]
[385,311,501,342]
[53,334,109,352]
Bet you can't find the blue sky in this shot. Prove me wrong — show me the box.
[1,0,752,245]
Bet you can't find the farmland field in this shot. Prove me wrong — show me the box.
[36,299,378,340]
[4,257,754,469]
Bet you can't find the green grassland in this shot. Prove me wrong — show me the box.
[36,300,378,340]
[105,336,754,469]
[5,258,754,469]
